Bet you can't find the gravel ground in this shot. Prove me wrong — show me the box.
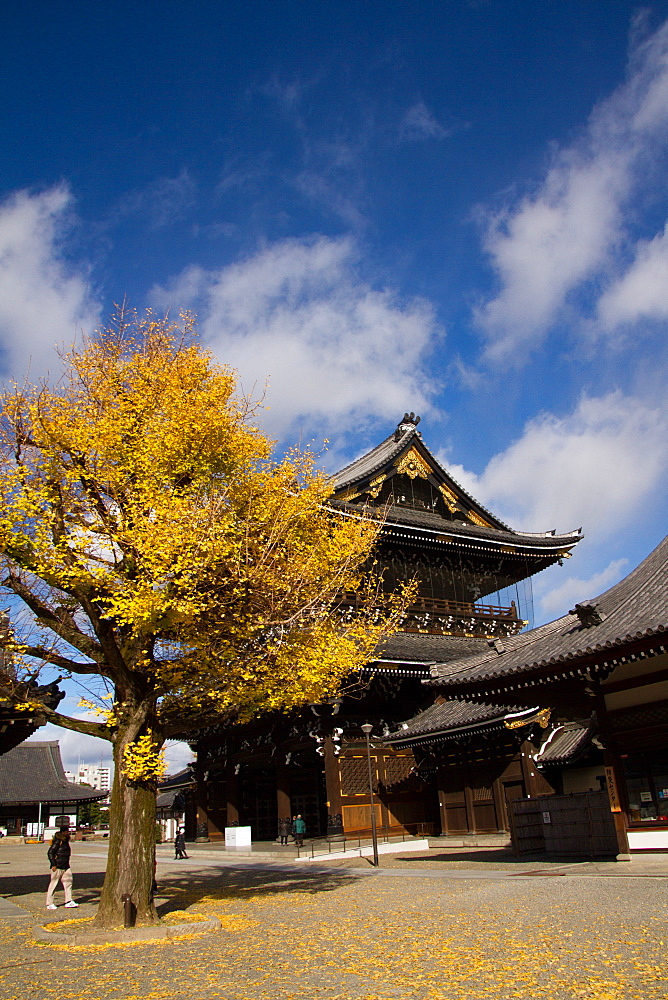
[0,843,666,1000]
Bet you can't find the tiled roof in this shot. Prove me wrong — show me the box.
[386,699,511,744]
[329,420,582,552]
[333,499,582,551]
[0,741,106,805]
[428,535,668,692]
[333,430,412,491]
[535,722,594,766]
[0,680,65,756]
[158,767,194,790]
[331,422,512,532]
[374,632,490,664]
[0,705,44,756]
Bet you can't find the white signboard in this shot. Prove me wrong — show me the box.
[225,826,252,848]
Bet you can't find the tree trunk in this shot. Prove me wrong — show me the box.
[94,738,158,928]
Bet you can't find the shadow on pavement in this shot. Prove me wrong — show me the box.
[155,865,362,916]
[396,848,593,866]
[1,863,363,917]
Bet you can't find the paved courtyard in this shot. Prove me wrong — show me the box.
[0,841,666,1000]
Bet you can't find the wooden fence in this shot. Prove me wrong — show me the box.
[511,790,619,857]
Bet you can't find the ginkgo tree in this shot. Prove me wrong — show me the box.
[0,311,409,927]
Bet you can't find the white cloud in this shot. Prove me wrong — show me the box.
[163,741,195,774]
[477,18,668,361]
[444,391,668,539]
[110,170,196,230]
[400,102,450,142]
[534,557,628,621]
[151,235,442,441]
[0,186,100,382]
[26,724,192,777]
[597,220,668,327]
[27,722,113,774]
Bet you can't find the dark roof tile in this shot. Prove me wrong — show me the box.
[429,535,668,690]
[0,741,106,805]
[387,699,510,742]
[374,632,490,664]
[535,722,594,765]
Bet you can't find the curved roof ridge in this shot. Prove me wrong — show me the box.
[429,614,577,681]
[331,429,415,490]
[583,535,668,619]
[413,435,511,531]
[330,418,583,544]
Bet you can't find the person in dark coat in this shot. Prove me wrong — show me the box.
[278,817,291,845]
[174,828,189,859]
[46,827,77,909]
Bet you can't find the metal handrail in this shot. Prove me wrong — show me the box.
[295,823,433,858]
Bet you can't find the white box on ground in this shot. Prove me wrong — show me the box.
[225,826,252,848]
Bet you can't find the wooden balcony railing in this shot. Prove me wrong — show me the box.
[408,596,519,620]
[340,592,519,622]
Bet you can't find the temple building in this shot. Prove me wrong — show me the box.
[191,415,583,842]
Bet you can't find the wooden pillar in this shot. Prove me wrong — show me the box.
[225,764,240,827]
[595,690,631,859]
[435,765,447,835]
[194,771,210,842]
[519,741,539,797]
[492,778,507,833]
[603,751,631,859]
[323,735,343,835]
[464,784,477,833]
[276,764,291,828]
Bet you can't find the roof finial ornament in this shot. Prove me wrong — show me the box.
[394,412,421,441]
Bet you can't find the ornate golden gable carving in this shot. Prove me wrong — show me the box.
[394,447,431,480]
[467,509,492,528]
[336,488,362,502]
[504,707,552,730]
[438,483,459,513]
[366,474,386,498]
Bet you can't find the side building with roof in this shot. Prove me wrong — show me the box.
[384,697,604,838]
[0,740,107,839]
[425,535,668,853]
[191,415,582,842]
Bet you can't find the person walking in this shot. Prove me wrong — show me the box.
[46,826,77,910]
[293,814,306,847]
[278,816,291,846]
[174,828,189,859]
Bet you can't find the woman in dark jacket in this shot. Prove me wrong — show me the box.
[46,827,77,909]
[277,817,291,845]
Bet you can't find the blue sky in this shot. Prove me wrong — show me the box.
[4,2,667,770]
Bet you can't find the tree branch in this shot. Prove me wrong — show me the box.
[2,572,105,664]
[21,645,106,676]
[35,705,113,741]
